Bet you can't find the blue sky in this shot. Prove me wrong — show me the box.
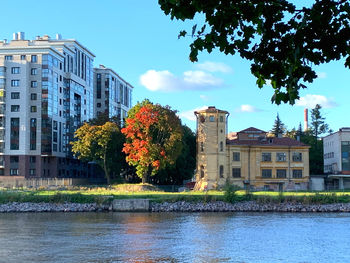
[2,0,349,134]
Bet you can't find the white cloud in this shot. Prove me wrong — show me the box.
[296,94,337,109]
[196,61,233,73]
[199,94,209,101]
[317,72,327,79]
[236,104,262,113]
[140,70,223,92]
[178,106,208,121]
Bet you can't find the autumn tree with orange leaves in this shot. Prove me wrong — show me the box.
[121,100,183,183]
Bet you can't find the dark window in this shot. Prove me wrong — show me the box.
[11,92,20,99]
[30,106,37,112]
[220,141,224,151]
[276,169,287,178]
[200,142,204,152]
[31,68,37,75]
[292,169,303,178]
[31,93,37,100]
[20,55,26,60]
[220,116,224,122]
[10,169,18,175]
[5,55,13,61]
[292,152,302,162]
[29,169,36,176]
[209,116,215,122]
[10,156,19,163]
[232,168,241,178]
[96,73,101,99]
[97,103,101,108]
[233,152,240,161]
[219,165,224,178]
[262,152,271,162]
[262,169,272,178]
[11,105,20,112]
[10,118,20,150]
[31,55,37,63]
[11,67,20,74]
[200,165,204,178]
[11,80,20,87]
[276,152,287,162]
[31,81,37,88]
[29,156,36,163]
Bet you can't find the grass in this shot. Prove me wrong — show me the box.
[1,185,350,205]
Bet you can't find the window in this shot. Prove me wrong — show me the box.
[276,152,286,162]
[233,152,240,161]
[31,68,37,75]
[262,152,271,162]
[31,81,37,88]
[11,80,20,87]
[29,169,36,176]
[293,169,303,178]
[220,116,224,122]
[276,169,287,178]
[200,142,204,152]
[11,105,20,112]
[31,55,37,63]
[292,152,302,162]
[53,121,58,130]
[29,156,36,163]
[232,168,241,178]
[20,55,26,60]
[11,92,20,99]
[200,165,204,178]
[220,141,224,151]
[11,67,20,74]
[10,156,19,163]
[209,115,215,122]
[30,93,37,100]
[30,106,37,112]
[10,169,19,175]
[219,165,224,178]
[5,55,13,61]
[262,169,272,178]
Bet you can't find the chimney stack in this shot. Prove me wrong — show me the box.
[17,32,25,40]
[13,33,18,40]
[304,108,308,131]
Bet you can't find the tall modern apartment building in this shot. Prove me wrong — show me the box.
[94,65,133,124]
[0,33,95,178]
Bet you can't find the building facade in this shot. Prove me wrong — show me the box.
[323,127,350,189]
[94,65,133,124]
[195,107,310,191]
[0,32,95,179]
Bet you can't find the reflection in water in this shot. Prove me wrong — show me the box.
[0,212,349,262]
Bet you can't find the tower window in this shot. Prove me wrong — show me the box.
[219,165,224,178]
[220,141,224,152]
[220,116,224,122]
[209,116,215,122]
[200,142,204,152]
[200,165,204,178]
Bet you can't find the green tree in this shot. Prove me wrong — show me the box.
[310,104,330,139]
[300,130,324,175]
[271,113,286,137]
[151,125,196,185]
[159,0,350,104]
[71,122,125,184]
[122,100,183,183]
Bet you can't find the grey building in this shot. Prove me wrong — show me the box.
[0,32,95,178]
[94,65,133,124]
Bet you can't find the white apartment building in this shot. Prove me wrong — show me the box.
[323,127,350,189]
[0,32,95,178]
[94,65,133,124]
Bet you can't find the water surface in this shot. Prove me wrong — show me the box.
[0,212,349,263]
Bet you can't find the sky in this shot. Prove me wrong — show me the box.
[2,0,350,134]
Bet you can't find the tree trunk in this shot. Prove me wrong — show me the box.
[103,152,110,185]
[142,165,152,184]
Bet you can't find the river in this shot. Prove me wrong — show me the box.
[0,212,349,263]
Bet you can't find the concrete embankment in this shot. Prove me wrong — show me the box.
[1,200,350,213]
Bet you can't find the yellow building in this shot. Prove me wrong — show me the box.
[195,107,310,191]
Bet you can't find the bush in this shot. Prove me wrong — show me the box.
[224,185,237,203]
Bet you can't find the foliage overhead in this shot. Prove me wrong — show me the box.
[71,122,125,184]
[159,0,350,104]
[121,100,183,182]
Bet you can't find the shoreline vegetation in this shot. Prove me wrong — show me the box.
[1,184,350,212]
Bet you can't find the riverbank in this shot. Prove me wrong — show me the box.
[2,200,350,213]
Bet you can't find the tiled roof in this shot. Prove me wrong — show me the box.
[194,106,228,114]
[227,137,309,147]
[238,127,266,133]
